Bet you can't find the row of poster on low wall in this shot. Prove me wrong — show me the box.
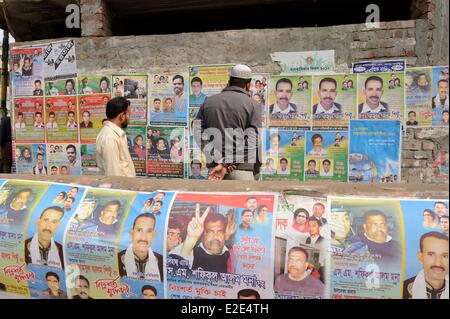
[8,42,449,182]
[0,178,448,299]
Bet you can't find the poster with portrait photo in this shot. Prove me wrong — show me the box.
[166,192,276,299]
[188,64,234,108]
[261,129,305,181]
[401,199,449,299]
[25,183,86,299]
[349,120,401,184]
[147,126,186,179]
[64,188,137,299]
[268,75,312,129]
[78,94,110,143]
[312,74,357,130]
[274,193,329,299]
[125,126,147,176]
[46,143,81,176]
[149,70,188,126]
[13,97,45,143]
[45,96,79,143]
[0,180,49,297]
[357,72,405,120]
[77,75,111,95]
[15,143,35,175]
[187,148,208,180]
[80,143,99,176]
[113,75,148,125]
[405,67,433,127]
[329,197,404,299]
[431,66,449,127]
[304,131,348,182]
[117,191,176,299]
[9,47,44,97]
[251,73,269,127]
[44,78,77,97]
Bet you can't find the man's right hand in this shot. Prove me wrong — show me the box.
[181,203,211,259]
[186,203,210,240]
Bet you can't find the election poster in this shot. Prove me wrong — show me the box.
[149,70,188,126]
[268,75,312,129]
[270,50,335,75]
[125,126,147,176]
[431,66,449,127]
[118,191,176,299]
[77,75,111,95]
[15,144,33,174]
[44,78,77,96]
[304,131,348,182]
[349,120,401,184]
[113,75,148,126]
[405,67,433,127]
[46,143,81,176]
[15,144,46,175]
[274,193,329,299]
[329,197,404,299]
[53,40,77,79]
[251,73,270,127]
[80,144,99,176]
[357,72,405,120]
[400,199,449,299]
[166,192,276,299]
[45,96,79,143]
[147,126,186,179]
[312,74,357,130]
[188,64,234,108]
[41,43,55,80]
[261,129,305,181]
[25,184,86,299]
[187,149,208,180]
[64,188,136,299]
[9,47,44,97]
[352,59,406,74]
[13,97,45,143]
[0,180,49,297]
[78,94,110,143]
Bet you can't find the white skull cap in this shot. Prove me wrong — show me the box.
[230,64,252,80]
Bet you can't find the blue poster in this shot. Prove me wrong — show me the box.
[349,120,401,183]
[352,59,406,74]
[431,66,449,127]
[400,199,449,299]
[25,184,86,299]
[118,191,175,299]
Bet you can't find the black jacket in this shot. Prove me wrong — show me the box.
[25,237,65,269]
[196,86,262,172]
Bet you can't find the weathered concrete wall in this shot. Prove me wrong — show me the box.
[73,20,420,74]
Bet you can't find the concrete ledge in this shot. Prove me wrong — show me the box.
[1,174,448,199]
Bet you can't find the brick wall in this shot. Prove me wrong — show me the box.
[402,128,449,183]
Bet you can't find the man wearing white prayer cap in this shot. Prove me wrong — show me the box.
[195,64,262,181]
